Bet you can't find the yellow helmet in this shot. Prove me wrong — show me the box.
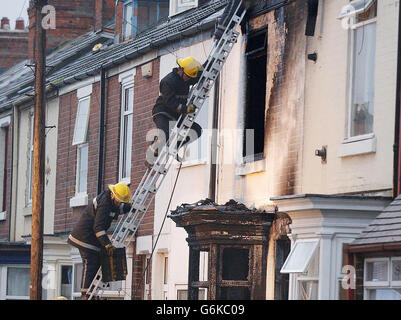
[53,296,68,300]
[177,56,202,78]
[109,182,132,204]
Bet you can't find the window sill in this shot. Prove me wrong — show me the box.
[338,133,376,158]
[70,193,88,208]
[235,158,266,176]
[179,158,208,169]
[0,211,6,221]
[119,177,131,186]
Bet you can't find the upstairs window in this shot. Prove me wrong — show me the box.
[119,85,134,184]
[243,28,267,161]
[136,0,169,35]
[73,97,90,195]
[344,0,377,137]
[123,1,133,40]
[170,0,198,16]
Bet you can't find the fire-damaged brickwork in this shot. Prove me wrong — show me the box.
[253,1,307,197]
[0,123,13,240]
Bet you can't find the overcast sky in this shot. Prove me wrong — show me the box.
[0,0,29,29]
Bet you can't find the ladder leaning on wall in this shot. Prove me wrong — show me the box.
[86,0,248,300]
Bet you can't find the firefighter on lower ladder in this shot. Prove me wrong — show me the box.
[67,182,132,300]
[145,56,205,169]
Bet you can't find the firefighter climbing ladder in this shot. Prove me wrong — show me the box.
[87,1,247,300]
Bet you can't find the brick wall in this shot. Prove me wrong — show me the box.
[0,123,13,240]
[0,33,29,69]
[95,0,116,31]
[54,91,79,233]
[115,1,124,43]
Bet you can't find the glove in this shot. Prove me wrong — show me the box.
[119,202,132,214]
[105,244,116,256]
[186,104,196,114]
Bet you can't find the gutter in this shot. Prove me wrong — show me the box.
[55,19,217,88]
[209,75,220,201]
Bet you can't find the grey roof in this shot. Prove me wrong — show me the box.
[351,195,401,246]
[0,0,227,112]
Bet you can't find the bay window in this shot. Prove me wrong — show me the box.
[281,239,320,300]
[364,257,401,300]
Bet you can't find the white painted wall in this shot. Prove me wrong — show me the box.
[14,97,59,240]
[302,0,399,194]
[152,39,214,300]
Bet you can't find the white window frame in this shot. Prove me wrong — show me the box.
[27,112,34,206]
[281,239,320,274]
[123,1,133,40]
[119,79,134,185]
[59,264,73,300]
[364,257,390,287]
[71,95,91,204]
[0,265,31,300]
[391,257,401,287]
[346,3,377,140]
[72,97,91,146]
[181,96,209,168]
[75,143,89,196]
[364,257,401,300]
[170,0,198,16]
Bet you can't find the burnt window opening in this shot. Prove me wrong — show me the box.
[274,239,291,300]
[222,248,249,281]
[243,28,268,160]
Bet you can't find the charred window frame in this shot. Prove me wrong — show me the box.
[243,27,268,161]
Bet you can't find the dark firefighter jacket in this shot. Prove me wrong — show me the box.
[68,190,122,252]
[152,67,201,120]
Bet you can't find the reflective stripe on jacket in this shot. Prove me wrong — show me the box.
[68,190,120,252]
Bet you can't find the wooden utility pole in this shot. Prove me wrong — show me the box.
[30,0,47,300]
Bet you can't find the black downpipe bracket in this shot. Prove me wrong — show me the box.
[98,68,106,195]
[393,3,401,198]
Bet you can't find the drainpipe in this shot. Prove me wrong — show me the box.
[208,76,220,202]
[97,67,106,194]
[394,1,401,198]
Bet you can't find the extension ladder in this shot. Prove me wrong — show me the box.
[87,1,247,300]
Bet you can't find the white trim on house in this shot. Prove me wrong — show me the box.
[0,115,11,127]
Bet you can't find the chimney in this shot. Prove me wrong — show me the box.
[1,17,10,30]
[95,0,116,31]
[28,0,99,61]
[15,18,25,30]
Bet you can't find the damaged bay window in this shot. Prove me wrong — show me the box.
[243,28,267,160]
[347,0,377,137]
[73,97,90,196]
[281,239,319,300]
